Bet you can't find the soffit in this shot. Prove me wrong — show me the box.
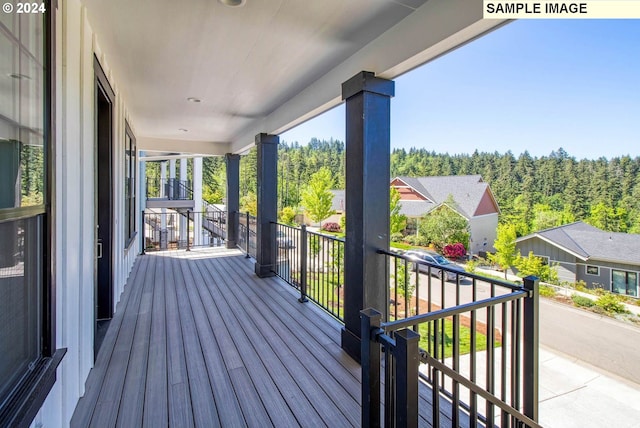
[81,0,504,154]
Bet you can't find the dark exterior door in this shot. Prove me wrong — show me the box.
[95,58,115,357]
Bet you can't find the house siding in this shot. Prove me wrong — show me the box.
[34,1,139,426]
[516,237,576,264]
[556,261,577,284]
[468,213,498,255]
[395,187,426,200]
[576,263,611,290]
[517,237,640,291]
[576,261,640,292]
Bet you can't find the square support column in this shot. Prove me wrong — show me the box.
[225,153,240,249]
[193,157,203,245]
[179,158,187,237]
[254,133,279,277]
[341,71,394,361]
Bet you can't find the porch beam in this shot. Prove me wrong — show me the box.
[341,71,394,361]
[254,133,279,277]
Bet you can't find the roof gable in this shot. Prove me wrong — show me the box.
[474,188,500,216]
[395,175,498,218]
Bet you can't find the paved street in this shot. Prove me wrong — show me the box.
[412,267,640,426]
[540,298,640,385]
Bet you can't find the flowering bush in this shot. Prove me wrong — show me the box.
[443,243,466,259]
[321,222,342,233]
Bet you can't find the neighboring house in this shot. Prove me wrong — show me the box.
[332,176,500,254]
[515,222,640,297]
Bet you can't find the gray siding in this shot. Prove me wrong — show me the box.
[516,237,575,264]
[517,236,640,292]
[556,262,577,284]
[576,263,611,291]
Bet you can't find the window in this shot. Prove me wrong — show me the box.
[0,3,62,425]
[612,270,638,298]
[586,265,599,276]
[124,123,136,247]
[534,254,550,265]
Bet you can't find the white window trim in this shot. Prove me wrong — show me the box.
[586,265,600,276]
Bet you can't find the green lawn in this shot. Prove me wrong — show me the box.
[417,318,501,359]
[306,272,344,320]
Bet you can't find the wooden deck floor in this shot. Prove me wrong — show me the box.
[71,248,457,428]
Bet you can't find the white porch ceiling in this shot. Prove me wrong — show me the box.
[82,0,505,155]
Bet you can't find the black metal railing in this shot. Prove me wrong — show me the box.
[306,230,345,320]
[233,219,540,426]
[272,223,345,321]
[146,178,193,200]
[143,210,225,251]
[382,249,518,322]
[237,212,257,258]
[203,202,227,240]
[362,250,540,428]
[272,223,303,294]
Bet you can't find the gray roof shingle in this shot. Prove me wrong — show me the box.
[395,175,494,218]
[330,175,497,219]
[518,221,640,265]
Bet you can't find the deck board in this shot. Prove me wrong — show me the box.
[142,253,168,428]
[72,248,461,428]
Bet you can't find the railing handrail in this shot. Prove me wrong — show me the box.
[383,289,528,332]
[203,201,225,213]
[378,247,525,292]
[419,351,542,428]
[307,228,345,243]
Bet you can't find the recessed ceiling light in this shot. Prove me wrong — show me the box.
[219,0,246,7]
[187,97,201,103]
[8,73,30,80]
[179,128,188,132]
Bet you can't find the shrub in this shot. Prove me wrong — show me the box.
[539,285,556,298]
[321,222,342,233]
[465,259,478,274]
[279,206,297,225]
[514,251,558,283]
[571,294,594,308]
[573,280,588,292]
[390,232,404,243]
[415,235,430,247]
[443,243,466,259]
[595,294,628,314]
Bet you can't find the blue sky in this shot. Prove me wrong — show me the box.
[281,20,640,160]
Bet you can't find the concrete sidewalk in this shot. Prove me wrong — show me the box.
[539,346,640,428]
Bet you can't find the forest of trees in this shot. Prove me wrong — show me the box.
[148,139,640,237]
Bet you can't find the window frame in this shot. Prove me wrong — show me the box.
[586,265,599,276]
[533,254,550,266]
[124,121,137,248]
[0,2,65,426]
[611,269,638,298]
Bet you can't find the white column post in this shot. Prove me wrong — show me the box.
[160,162,167,238]
[160,161,167,198]
[193,157,203,245]
[139,152,147,250]
[169,159,176,199]
[179,158,188,244]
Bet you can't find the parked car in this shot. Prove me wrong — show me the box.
[404,250,466,282]
[276,230,295,249]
